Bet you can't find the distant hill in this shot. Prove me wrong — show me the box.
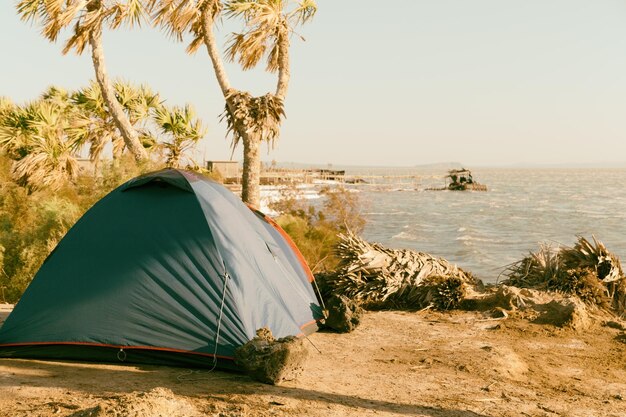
[413,162,464,170]
[505,161,626,169]
[264,161,466,171]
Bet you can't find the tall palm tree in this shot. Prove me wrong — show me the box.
[149,0,316,207]
[16,0,149,162]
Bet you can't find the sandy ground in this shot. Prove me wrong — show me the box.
[1,304,626,417]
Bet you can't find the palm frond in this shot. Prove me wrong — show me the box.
[109,0,147,29]
[502,236,626,314]
[289,0,316,26]
[152,103,206,168]
[221,89,285,150]
[326,232,476,309]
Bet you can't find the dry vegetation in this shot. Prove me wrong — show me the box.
[320,232,476,310]
[503,236,626,315]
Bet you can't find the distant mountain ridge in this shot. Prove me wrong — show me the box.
[264,160,626,170]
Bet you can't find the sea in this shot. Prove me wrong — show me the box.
[337,167,626,284]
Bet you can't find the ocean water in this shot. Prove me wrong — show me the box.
[348,168,626,283]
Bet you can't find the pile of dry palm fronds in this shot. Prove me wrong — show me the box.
[503,236,626,314]
[222,90,285,149]
[323,232,477,310]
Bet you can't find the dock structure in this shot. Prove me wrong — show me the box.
[259,168,347,185]
[206,161,447,189]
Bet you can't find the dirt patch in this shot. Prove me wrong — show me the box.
[70,388,201,417]
[2,308,626,416]
[464,285,607,331]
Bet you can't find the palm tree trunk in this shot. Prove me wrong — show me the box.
[89,26,148,162]
[275,27,291,99]
[201,4,232,96]
[241,135,261,208]
[200,3,261,206]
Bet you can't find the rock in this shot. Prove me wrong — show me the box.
[532,298,591,330]
[234,328,309,385]
[462,285,530,311]
[322,295,363,333]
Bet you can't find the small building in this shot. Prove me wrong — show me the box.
[206,160,239,179]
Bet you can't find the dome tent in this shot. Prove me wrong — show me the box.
[0,169,322,369]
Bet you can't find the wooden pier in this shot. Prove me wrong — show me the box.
[206,161,449,189]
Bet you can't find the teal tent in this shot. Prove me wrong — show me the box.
[0,169,322,369]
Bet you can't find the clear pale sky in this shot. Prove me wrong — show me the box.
[2,1,626,167]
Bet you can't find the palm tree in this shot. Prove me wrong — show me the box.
[0,89,80,190]
[152,104,207,168]
[70,80,161,169]
[0,98,32,160]
[149,0,316,207]
[16,0,149,162]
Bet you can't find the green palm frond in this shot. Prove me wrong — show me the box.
[152,103,206,167]
[71,81,107,116]
[0,104,34,156]
[8,98,80,190]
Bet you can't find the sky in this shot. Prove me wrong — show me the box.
[2,0,626,167]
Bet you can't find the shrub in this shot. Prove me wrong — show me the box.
[272,185,366,274]
[0,153,162,303]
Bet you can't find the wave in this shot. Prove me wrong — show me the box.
[456,235,502,243]
[363,211,411,216]
[392,231,418,241]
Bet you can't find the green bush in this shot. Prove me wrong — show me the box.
[273,186,366,274]
[0,153,163,303]
[0,183,80,302]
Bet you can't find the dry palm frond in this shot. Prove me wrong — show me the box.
[561,236,623,283]
[221,89,285,150]
[503,243,563,289]
[502,236,626,315]
[328,232,475,310]
[560,268,611,309]
[390,275,467,311]
[223,0,317,72]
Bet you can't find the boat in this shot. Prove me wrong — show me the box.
[445,168,487,191]
[427,168,487,191]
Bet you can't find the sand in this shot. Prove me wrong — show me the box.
[1,306,626,417]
